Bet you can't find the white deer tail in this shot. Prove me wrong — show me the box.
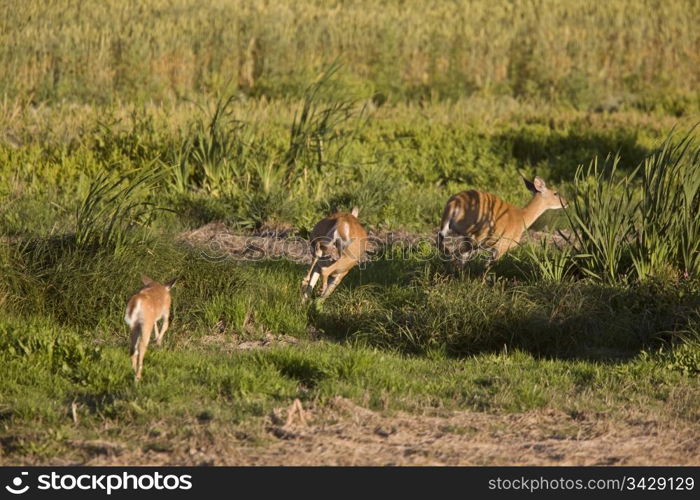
[124,299,142,329]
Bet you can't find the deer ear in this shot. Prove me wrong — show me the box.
[164,278,178,291]
[141,275,155,286]
[523,176,537,193]
[351,206,359,217]
[533,176,546,192]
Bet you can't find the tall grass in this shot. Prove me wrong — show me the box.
[159,63,373,229]
[1,96,684,235]
[515,239,575,283]
[562,128,700,283]
[75,167,162,254]
[2,1,699,110]
[316,259,700,358]
[284,61,369,176]
[565,155,639,282]
[632,131,700,280]
[170,93,252,197]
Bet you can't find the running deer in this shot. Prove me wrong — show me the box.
[437,175,566,266]
[124,275,177,381]
[302,207,369,301]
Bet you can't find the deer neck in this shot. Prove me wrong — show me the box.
[519,194,548,230]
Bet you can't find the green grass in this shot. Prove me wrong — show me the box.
[1,22,699,462]
[1,312,697,460]
[0,95,684,237]
[3,229,698,358]
[557,129,700,283]
[1,229,698,463]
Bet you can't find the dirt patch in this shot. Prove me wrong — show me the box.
[177,222,571,264]
[23,397,698,466]
[195,331,302,354]
[174,310,323,354]
[178,222,313,264]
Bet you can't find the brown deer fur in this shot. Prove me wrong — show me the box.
[124,275,177,381]
[437,176,566,263]
[302,207,368,301]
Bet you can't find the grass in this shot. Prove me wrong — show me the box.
[1,313,697,460]
[1,9,699,461]
[2,1,699,112]
[1,231,698,461]
[0,95,687,236]
[558,129,700,283]
[2,195,698,465]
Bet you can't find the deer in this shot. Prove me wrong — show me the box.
[301,207,369,302]
[437,175,566,268]
[124,275,177,381]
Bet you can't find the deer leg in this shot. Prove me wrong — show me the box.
[320,269,350,299]
[301,255,319,291]
[481,244,503,281]
[302,259,321,302]
[156,315,169,347]
[303,256,330,301]
[454,235,477,266]
[319,261,340,298]
[129,325,141,376]
[436,231,448,256]
[152,322,160,343]
[482,253,496,281]
[135,322,153,381]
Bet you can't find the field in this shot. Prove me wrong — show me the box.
[1,0,699,465]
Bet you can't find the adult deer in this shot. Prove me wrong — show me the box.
[302,207,368,301]
[437,175,566,266]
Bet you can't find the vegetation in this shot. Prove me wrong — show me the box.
[0,0,698,463]
[2,0,699,112]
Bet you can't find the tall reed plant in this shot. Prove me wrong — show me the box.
[75,167,162,254]
[562,128,700,283]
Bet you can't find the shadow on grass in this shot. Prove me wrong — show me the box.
[4,232,697,367]
[499,125,651,182]
[168,194,234,228]
[311,261,700,364]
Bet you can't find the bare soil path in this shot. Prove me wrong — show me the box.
[45,397,697,466]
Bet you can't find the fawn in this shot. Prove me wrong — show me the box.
[124,275,177,381]
[302,207,368,301]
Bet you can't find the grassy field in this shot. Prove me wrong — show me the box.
[1,1,699,465]
[3,0,700,111]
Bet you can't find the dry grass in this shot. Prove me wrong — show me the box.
[7,397,698,466]
[2,1,699,107]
